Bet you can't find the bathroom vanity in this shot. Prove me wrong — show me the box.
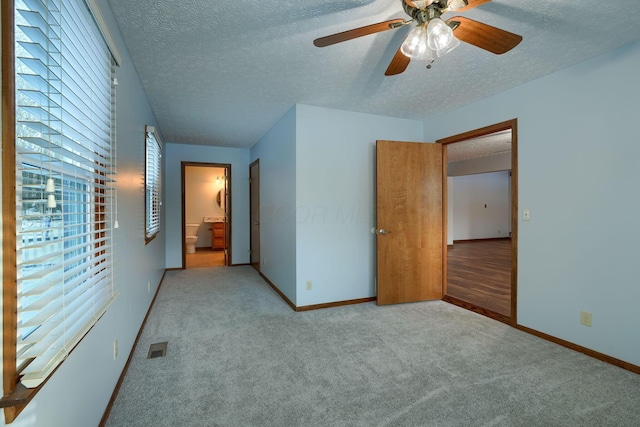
[211,222,225,250]
[204,216,226,251]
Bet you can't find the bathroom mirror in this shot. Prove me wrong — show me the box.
[216,188,225,210]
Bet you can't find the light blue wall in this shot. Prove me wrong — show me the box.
[424,40,640,367]
[250,106,297,303]
[5,0,166,425]
[295,104,424,307]
[251,104,422,307]
[164,143,250,268]
[249,105,423,307]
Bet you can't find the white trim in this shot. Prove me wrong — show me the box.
[85,0,123,66]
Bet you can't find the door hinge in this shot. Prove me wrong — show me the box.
[249,249,254,255]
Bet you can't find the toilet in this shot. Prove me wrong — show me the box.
[185,223,200,254]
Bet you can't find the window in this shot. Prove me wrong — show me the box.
[145,125,162,242]
[2,0,117,417]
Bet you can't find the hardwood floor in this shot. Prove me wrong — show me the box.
[186,248,225,268]
[446,239,511,317]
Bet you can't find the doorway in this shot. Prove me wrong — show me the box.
[438,119,518,325]
[181,162,232,269]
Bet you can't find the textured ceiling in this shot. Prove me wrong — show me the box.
[447,129,511,162]
[107,0,640,148]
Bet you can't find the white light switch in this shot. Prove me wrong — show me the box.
[523,209,531,221]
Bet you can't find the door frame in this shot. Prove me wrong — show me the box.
[181,161,232,268]
[437,119,518,326]
[249,159,260,272]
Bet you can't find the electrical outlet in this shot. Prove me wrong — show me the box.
[306,280,312,291]
[113,339,118,359]
[523,209,531,221]
[580,311,592,327]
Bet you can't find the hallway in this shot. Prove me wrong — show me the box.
[447,239,511,316]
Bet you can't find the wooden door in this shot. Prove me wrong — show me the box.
[249,160,260,271]
[376,140,443,305]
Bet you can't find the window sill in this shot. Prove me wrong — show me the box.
[1,383,36,423]
[145,232,159,245]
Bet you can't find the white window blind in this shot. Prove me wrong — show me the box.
[15,0,117,388]
[145,126,161,241]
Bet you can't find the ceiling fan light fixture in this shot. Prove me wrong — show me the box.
[400,24,431,59]
[427,18,454,51]
[413,45,435,61]
[436,35,460,57]
[447,0,467,11]
[411,0,430,8]
[314,0,523,76]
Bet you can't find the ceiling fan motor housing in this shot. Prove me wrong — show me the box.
[403,0,450,25]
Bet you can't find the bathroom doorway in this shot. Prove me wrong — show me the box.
[181,162,231,269]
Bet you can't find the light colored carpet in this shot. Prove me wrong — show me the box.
[105,266,640,426]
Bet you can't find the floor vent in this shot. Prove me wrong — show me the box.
[147,342,168,359]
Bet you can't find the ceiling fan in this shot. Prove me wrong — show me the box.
[313,0,523,75]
